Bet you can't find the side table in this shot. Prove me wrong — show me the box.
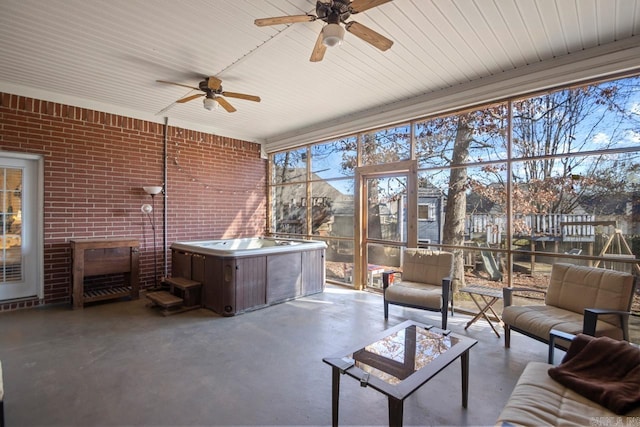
[367,264,385,287]
[459,285,503,337]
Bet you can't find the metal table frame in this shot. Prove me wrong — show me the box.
[460,285,504,337]
[323,320,477,427]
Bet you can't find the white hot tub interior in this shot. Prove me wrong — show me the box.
[197,238,301,250]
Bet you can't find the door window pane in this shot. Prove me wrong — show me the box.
[366,176,407,243]
[1,168,23,282]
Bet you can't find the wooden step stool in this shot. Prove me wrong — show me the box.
[166,277,202,309]
[146,291,183,316]
[146,277,202,316]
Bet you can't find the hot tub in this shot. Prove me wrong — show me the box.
[170,237,326,316]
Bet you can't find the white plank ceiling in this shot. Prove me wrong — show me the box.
[1,0,639,151]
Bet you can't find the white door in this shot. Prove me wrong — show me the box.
[0,153,43,301]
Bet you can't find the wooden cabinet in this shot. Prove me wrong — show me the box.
[70,238,140,309]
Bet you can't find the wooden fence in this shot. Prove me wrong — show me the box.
[466,214,597,243]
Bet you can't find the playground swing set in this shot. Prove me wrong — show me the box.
[473,219,639,279]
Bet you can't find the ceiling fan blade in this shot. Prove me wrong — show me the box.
[216,97,237,113]
[221,91,261,102]
[349,0,392,13]
[345,21,393,51]
[156,80,200,91]
[207,76,222,91]
[310,31,327,62]
[254,15,315,27]
[176,94,203,103]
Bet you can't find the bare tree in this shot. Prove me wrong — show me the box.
[442,115,473,289]
[474,80,640,230]
[416,108,506,287]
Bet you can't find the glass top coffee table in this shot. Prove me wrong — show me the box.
[323,320,477,427]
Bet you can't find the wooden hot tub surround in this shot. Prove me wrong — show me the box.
[169,237,327,316]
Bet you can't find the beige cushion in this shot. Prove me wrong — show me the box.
[497,362,640,426]
[502,305,624,343]
[384,281,443,309]
[503,263,634,343]
[385,250,452,310]
[401,249,452,285]
[547,263,635,325]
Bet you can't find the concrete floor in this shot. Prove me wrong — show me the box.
[0,285,637,426]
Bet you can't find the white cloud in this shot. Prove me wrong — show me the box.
[623,130,640,143]
[591,132,610,145]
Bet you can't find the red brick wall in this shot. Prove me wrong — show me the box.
[0,93,267,311]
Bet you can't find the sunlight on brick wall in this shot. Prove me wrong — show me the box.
[0,92,266,309]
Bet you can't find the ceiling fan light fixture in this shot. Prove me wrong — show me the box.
[203,96,218,111]
[322,23,344,47]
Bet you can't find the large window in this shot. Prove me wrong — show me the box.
[268,74,640,314]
